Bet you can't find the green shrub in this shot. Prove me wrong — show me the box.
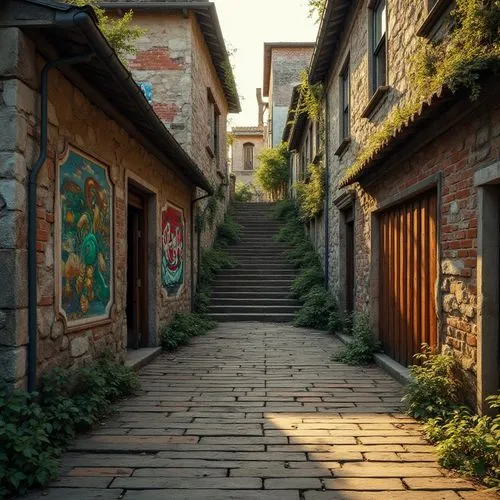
[295,162,325,221]
[333,313,381,365]
[294,285,336,329]
[194,283,212,314]
[290,266,324,300]
[272,199,297,220]
[161,313,217,351]
[285,243,320,269]
[255,143,290,201]
[234,182,254,202]
[424,395,500,487]
[0,356,139,497]
[275,217,305,245]
[328,310,354,336]
[199,247,236,284]
[217,215,242,246]
[402,346,462,420]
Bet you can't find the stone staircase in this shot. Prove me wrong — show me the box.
[207,202,301,322]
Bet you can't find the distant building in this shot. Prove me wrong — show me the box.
[262,42,314,147]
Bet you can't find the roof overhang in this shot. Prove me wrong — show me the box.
[232,127,264,137]
[339,77,500,187]
[100,1,241,113]
[283,86,308,149]
[0,0,213,193]
[263,42,315,97]
[309,0,352,84]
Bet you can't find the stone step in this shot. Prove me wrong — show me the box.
[233,263,294,269]
[207,305,300,314]
[206,313,295,323]
[211,291,292,299]
[216,269,297,277]
[211,285,292,293]
[211,298,299,306]
[212,276,295,283]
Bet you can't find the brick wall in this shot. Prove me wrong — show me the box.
[0,28,195,387]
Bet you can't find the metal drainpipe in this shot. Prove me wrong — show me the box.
[190,192,212,310]
[324,95,330,290]
[28,53,95,392]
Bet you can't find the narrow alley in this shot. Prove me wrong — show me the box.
[26,323,490,499]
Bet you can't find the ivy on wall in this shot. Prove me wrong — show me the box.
[296,162,326,221]
[341,0,500,185]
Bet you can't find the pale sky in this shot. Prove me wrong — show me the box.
[212,0,319,128]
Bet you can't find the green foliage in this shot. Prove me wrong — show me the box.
[402,348,500,487]
[333,313,381,365]
[199,247,236,285]
[424,398,500,487]
[161,313,217,351]
[255,143,290,201]
[402,346,462,420]
[0,357,139,497]
[234,182,254,202]
[291,266,325,300]
[308,0,327,23]
[194,283,212,314]
[285,241,320,269]
[216,215,242,246]
[64,0,144,60]
[295,162,325,221]
[294,285,337,329]
[295,70,324,123]
[271,199,297,220]
[342,0,500,186]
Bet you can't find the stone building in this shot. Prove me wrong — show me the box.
[262,42,314,148]
[101,0,241,255]
[230,126,265,201]
[299,0,499,411]
[0,0,214,388]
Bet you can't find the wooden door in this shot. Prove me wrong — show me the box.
[127,189,149,349]
[379,190,437,366]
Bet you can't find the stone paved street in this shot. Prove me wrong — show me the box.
[28,323,493,499]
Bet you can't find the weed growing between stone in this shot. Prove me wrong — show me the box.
[402,347,500,488]
[332,312,382,365]
[0,355,140,497]
[160,313,217,351]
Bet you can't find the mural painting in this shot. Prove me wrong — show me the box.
[161,204,185,296]
[58,149,113,327]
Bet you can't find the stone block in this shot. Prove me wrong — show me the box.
[0,210,27,249]
[0,152,27,182]
[0,107,28,153]
[71,335,90,358]
[0,344,26,382]
[0,308,28,347]
[0,179,26,211]
[441,259,464,276]
[0,249,28,308]
[0,28,37,87]
[2,79,36,115]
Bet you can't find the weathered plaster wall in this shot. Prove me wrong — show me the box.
[231,133,265,189]
[0,28,194,387]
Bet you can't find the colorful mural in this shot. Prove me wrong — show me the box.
[161,204,185,296]
[58,150,113,326]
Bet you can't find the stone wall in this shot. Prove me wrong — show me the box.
[230,133,265,194]
[0,28,194,388]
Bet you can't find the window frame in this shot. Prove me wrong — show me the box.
[369,0,387,95]
[340,57,350,141]
[206,88,220,161]
[243,142,254,171]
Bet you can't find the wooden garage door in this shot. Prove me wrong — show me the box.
[379,190,438,366]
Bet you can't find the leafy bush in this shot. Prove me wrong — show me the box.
[294,285,337,329]
[402,346,462,420]
[295,162,325,221]
[199,247,236,284]
[290,266,324,300]
[194,283,212,314]
[0,356,139,497]
[333,313,381,365]
[217,215,242,246]
[234,182,254,202]
[161,313,217,351]
[255,143,290,201]
[272,199,297,220]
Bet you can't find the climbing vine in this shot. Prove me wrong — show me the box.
[341,0,500,185]
[295,162,325,221]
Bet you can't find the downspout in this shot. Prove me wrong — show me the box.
[28,53,94,392]
[190,192,212,310]
[324,93,330,290]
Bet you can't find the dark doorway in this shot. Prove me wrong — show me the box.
[344,205,355,312]
[127,185,149,349]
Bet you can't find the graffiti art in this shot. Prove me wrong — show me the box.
[161,204,185,296]
[58,149,113,327]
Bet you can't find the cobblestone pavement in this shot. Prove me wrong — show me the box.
[28,323,494,499]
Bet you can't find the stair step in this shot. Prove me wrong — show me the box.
[208,305,300,314]
[212,285,293,293]
[217,269,297,276]
[207,313,295,323]
[211,298,299,306]
[211,291,292,299]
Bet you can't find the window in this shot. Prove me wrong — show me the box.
[207,89,220,161]
[243,143,254,170]
[371,0,387,93]
[340,61,350,140]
